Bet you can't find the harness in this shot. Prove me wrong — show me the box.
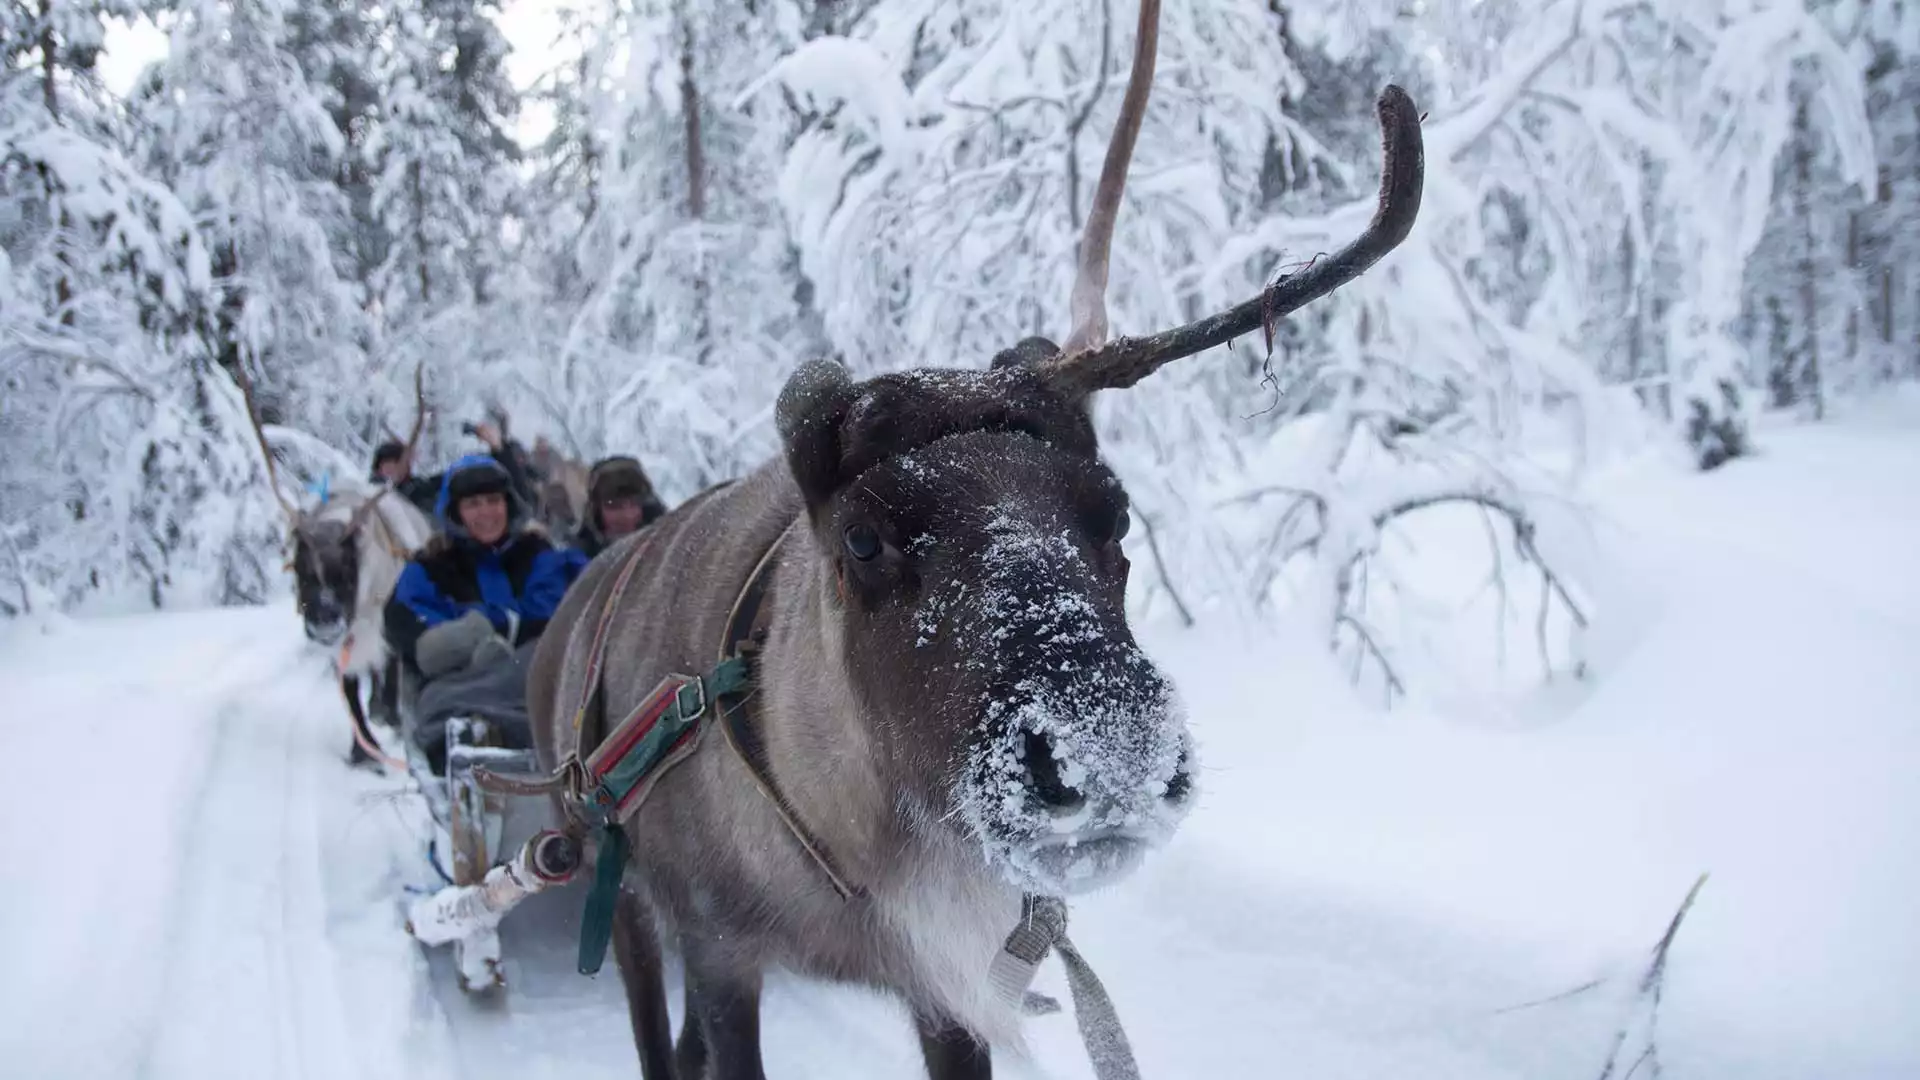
[474,517,1142,1079]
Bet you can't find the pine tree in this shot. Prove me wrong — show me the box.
[3,0,282,608]
[1856,0,1920,379]
[137,0,374,447]
[368,0,519,314]
[284,2,388,285]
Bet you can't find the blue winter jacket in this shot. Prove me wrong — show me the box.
[383,456,582,669]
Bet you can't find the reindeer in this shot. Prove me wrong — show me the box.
[238,364,436,762]
[525,2,1424,1074]
[527,434,591,536]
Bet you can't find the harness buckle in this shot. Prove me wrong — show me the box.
[676,673,710,723]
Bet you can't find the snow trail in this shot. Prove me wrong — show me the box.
[0,610,460,1080]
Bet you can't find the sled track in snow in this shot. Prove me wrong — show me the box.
[414,872,943,1079]
[418,883,641,1080]
[134,636,376,1079]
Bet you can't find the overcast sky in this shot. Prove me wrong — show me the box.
[96,1,569,147]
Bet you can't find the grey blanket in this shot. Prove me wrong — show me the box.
[410,640,539,763]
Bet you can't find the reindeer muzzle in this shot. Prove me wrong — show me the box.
[965,647,1195,896]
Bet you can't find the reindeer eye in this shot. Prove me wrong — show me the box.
[1111,508,1131,542]
[843,523,881,562]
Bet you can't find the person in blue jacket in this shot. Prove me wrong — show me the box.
[383,454,581,682]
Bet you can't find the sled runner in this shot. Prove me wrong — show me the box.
[393,647,571,993]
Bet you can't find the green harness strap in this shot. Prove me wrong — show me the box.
[576,657,751,976]
[577,821,629,975]
[591,658,749,816]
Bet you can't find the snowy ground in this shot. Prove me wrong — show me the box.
[4,399,1917,1079]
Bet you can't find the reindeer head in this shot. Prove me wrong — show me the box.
[779,355,1188,893]
[775,0,1424,897]
[285,494,390,646]
[237,360,429,649]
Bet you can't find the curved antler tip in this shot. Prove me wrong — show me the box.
[1371,83,1426,235]
[1375,84,1420,127]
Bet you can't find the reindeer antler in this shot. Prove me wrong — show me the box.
[1041,0,1425,398]
[1062,0,1160,354]
[397,362,429,480]
[347,487,391,535]
[231,361,300,523]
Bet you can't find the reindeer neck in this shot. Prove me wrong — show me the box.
[754,548,1024,1040]
[752,532,906,892]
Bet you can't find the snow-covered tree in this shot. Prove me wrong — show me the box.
[3,0,281,610]
[284,2,387,282]
[4,0,1895,712]
[136,0,377,451]
[1846,0,1920,381]
[735,0,1878,696]
[481,0,822,499]
[367,0,520,318]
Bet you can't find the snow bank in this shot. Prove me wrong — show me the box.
[0,606,456,1080]
[2,407,1914,1079]
[1031,412,1920,1078]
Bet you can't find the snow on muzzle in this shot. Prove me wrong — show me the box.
[964,649,1194,895]
[950,516,1195,895]
[300,596,350,646]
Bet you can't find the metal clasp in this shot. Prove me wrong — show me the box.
[676,673,710,722]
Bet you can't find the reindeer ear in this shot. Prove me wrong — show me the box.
[990,336,1062,372]
[777,358,857,510]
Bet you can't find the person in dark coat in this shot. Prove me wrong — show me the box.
[370,420,539,521]
[384,455,580,676]
[383,455,585,773]
[568,455,669,559]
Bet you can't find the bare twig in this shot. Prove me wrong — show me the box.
[1134,509,1193,628]
[1214,483,1328,511]
[1597,873,1710,1080]
[1335,610,1404,705]
[1491,873,1709,1080]
[1642,872,1709,992]
[230,360,299,523]
[1377,490,1588,626]
[1512,517,1589,630]
[1491,976,1606,1015]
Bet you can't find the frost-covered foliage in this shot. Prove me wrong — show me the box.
[2,2,279,611]
[136,0,375,449]
[1740,0,1920,412]
[5,0,1911,711]
[368,0,520,318]
[724,0,1881,697]
[477,0,825,500]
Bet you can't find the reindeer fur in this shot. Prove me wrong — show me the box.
[523,0,1425,1068]
[529,359,1193,1076]
[324,486,433,675]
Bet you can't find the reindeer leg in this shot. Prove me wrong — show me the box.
[677,936,766,1080]
[341,675,378,768]
[612,889,678,1080]
[674,1006,708,1080]
[914,1011,992,1080]
[372,655,402,728]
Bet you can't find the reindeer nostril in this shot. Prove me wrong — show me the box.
[1023,729,1085,812]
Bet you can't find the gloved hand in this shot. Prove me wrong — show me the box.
[416,610,498,678]
[468,628,514,670]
